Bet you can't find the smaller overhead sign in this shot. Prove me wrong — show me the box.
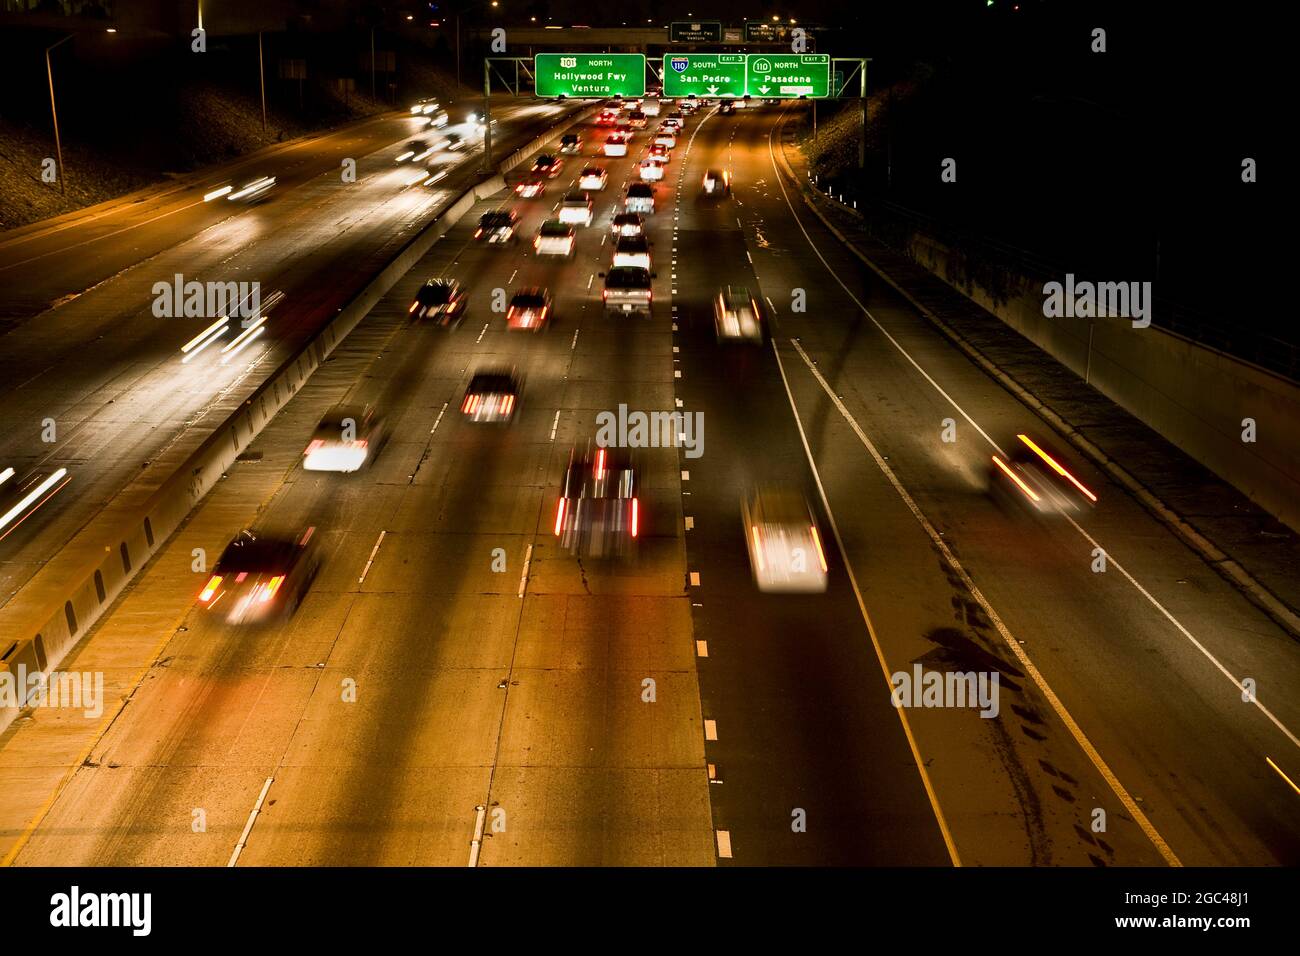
[670,21,723,43]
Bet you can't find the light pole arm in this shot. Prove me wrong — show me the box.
[45,34,74,195]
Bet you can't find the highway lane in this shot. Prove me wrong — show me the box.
[3,109,715,866]
[0,97,552,321]
[0,100,579,611]
[698,103,1300,864]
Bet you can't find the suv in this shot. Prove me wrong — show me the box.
[602,266,654,316]
[475,210,519,244]
[624,182,655,214]
[559,133,582,154]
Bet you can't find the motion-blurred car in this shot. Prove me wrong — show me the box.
[990,433,1098,514]
[0,466,71,543]
[425,109,450,128]
[303,404,388,473]
[664,112,685,129]
[461,370,521,423]
[603,136,628,157]
[515,176,546,198]
[410,97,440,115]
[638,160,664,182]
[624,183,655,214]
[653,130,677,149]
[396,140,429,163]
[642,98,661,117]
[224,176,276,202]
[506,287,552,331]
[197,527,320,624]
[647,143,670,163]
[474,210,519,244]
[578,166,608,191]
[628,110,647,129]
[702,168,731,197]
[612,235,651,270]
[435,132,464,151]
[559,133,582,154]
[714,286,763,344]
[554,446,640,558]
[719,101,735,115]
[534,219,576,258]
[596,110,618,126]
[409,278,467,325]
[742,487,828,593]
[610,213,644,238]
[531,153,564,178]
[559,192,594,226]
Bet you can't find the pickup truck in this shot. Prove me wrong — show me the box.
[602,266,654,316]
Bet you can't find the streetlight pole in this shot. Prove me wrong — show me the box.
[258,31,267,132]
[45,34,73,194]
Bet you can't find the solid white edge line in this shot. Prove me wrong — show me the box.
[768,336,963,868]
[785,336,1180,867]
[228,776,274,867]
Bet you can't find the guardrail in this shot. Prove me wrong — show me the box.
[0,103,600,733]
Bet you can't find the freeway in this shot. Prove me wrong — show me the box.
[0,99,576,614]
[1,101,1297,868]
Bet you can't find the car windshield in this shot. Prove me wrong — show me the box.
[617,237,648,253]
[216,533,298,573]
[539,221,572,237]
[628,184,652,197]
[511,293,546,308]
[419,283,452,303]
[481,213,513,227]
[468,374,517,393]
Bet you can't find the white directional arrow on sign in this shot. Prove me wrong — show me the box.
[758,85,770,94]
[706,85,718,94]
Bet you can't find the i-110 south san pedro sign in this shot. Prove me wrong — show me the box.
[534,53,646,98]
[662,53,830,99]
[663,53,746,98]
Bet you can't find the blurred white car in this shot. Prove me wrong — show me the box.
[714,286,763,344]
[638,160,664,182]
[603,136,628,157]
[653,131,677,149]
[559,192,594,226]
[612,235,651,270]
[742,487,829,593]
[578,167,608,191]
[534,219,577,258]
[303,405,386,473]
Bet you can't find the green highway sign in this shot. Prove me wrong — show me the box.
[832,69,845,95]
[670,21,722,43]
[663,53,746,98]
[746,53,831,98]
[534,53,646,98]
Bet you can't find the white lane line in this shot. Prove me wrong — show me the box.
[430,401,448,435]
[468,805,488,867]
[549,409,561,441]
[518,543,534,598]
[704,719,718,741]
[696,640,708,657]
[228,776,274,867]
[475,322,490,344]
[685,516,694,530]
[1267,757,1300,795]
[784,336,1180,867]
[571,329,581,350]
[716,830,732,859]
[587,273,594,290]
[689,571,701,586]
[358,530,387,585]
[767,123,1300,758]
[770,338,964,866]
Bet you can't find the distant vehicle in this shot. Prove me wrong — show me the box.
[603,136,628,157]
[474,210,519,244]
[531,153,564,177]
[425,109,450,128]
[654,131,677,149]
[409,278,467,325]
[435,132,464,151]
[303,404,388,473]
[224,175,276,203]
[624,182,655,214]
[664,112,685,129]
[515,176,546,198]
[559,191,594,226]
[554,446,640,558]
[719,101,735,115]
[638,160,663,182]
[990,433,1098,515]
[596,110,618,126]
[612,235,651,270]
[396,140,430,163]
[602,265,653,315]
[642,98,661,116]
[198,527,321,624]
[506,287,552,331]
[701,168,731,197]
[610,213,644,238]
[559,133,582,154]
[742,487,829,593]
[614,124,633,140]
[679,99,697,114]
[409,97,440,115]
[647,143,670,163]
[578,166,608,191]
[628,110,647,129]
[0,466,71,542]
[534,219,576,258]
[462,370,521,423]
[713,286,763,344]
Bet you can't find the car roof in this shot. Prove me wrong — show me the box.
[539,219,573,234]
[468,372,518,391]
[606,265,651,285]
[216,530,302,572]
[616,235,649,250]
[563,192,590,203]
[510,287,548,302]
[627,183,653,195]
